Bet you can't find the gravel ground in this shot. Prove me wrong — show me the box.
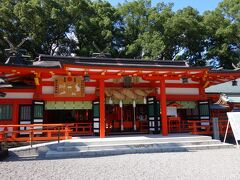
[1,149,240,180]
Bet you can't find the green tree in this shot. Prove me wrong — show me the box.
[203,0,240,68]
[137,2,174,59]
[0,0,239,68]
[72,0,120,57]
[117,0,152,58]
[163,7,206,65]
[0,0,87,60]
[16,0,74,55]
[0,0,27,61]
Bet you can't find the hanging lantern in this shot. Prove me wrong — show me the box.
[84,72,90,82]
[182,77,188,84]
[232,79,238,86]
[0,92,6,97]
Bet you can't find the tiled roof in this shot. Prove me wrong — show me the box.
[38,54,189,68]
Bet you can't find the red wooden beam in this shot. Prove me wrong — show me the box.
[0,88,36,92]
[41,81,201,88]
[0,99,32,104]
[36,94,97,101]
[0,65,65,74]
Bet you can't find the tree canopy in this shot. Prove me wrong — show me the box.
[0,0,239,68]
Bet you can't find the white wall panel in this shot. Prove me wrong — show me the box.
[105,79,114,82]
[42,78,54,82]
[0,93,34,99]
[42,75,60,81]
[166,80,182,83]
[42,86,54,94]
[166,88,199,95]
[166,79,198,84]
[138,77,150,83]
[85,87,96,94]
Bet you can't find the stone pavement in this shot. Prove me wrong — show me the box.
[1,148,240,180]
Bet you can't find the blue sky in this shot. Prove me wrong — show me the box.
[108,0,223,13]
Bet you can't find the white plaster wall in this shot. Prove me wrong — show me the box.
[42,78,54,82]
[166,80,182,83]
[0,93,34,99]
[188,79,199,84]
[85,87,96,94]
[42,86,54,94]
[42,75,60,81]
[105,79,114,82]
[89,79,96,82]
[138,77,150,83]
[166,79,198,84]
[166,88,199,95]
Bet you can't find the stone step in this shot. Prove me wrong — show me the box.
[57,140,221,152]
[65,135,212,146]
[46,143,234,158]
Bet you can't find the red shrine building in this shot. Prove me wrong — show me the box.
[0,54,240,140]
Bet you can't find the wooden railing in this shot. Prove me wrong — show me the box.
[188,120,212,135]
[68,123,93,135]
[180,121,189,133]
[168,117,181,133]
[188,120,232,136]
[0,124,73,144]
[139,121,148,133]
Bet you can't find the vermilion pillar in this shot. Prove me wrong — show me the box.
[12,103,19,139]
[12,103,19,124]
[160,79,168,136]
[99,79,105,138]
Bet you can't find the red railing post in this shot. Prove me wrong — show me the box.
[30,127,33,147]
[65,125,69,139]
[12,127,17,140]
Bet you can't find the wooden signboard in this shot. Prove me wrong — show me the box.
[224,112,240,148]
[54,76,85,97]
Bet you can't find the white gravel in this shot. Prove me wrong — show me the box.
[1,149,240,180]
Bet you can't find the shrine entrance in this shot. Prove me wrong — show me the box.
[105,103,148,134]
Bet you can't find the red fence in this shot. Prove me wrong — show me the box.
[0,122,94,143]
[68,123,93,135]
[0,124,73,143]
[188,120,231,136]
